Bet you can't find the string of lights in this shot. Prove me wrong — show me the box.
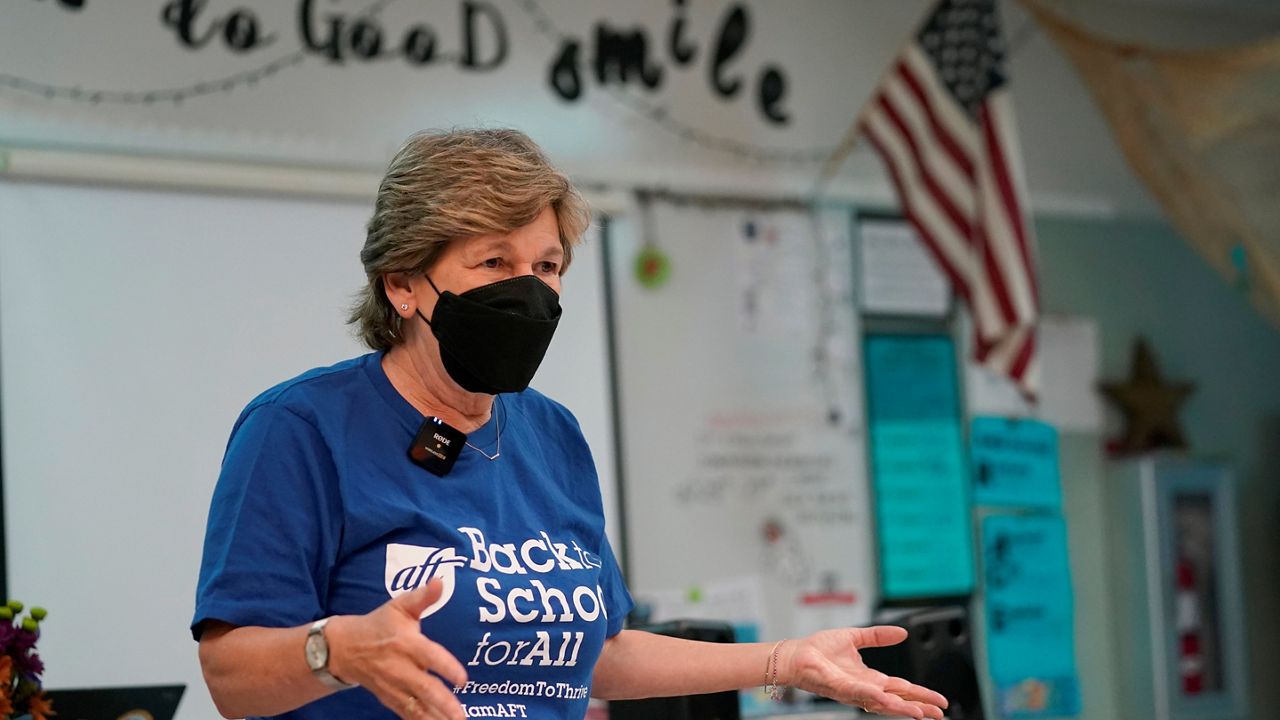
[0,0,397,105]
[0,51,306,105]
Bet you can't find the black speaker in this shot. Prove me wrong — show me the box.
[608,620,741,720]
[859,606,984,720]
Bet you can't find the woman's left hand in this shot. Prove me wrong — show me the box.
[777,626,949,719]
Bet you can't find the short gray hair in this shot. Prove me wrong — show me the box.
[349,128,590,350]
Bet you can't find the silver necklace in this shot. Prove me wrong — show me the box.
[465,398,502,461]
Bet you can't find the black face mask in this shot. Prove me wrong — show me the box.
[416,274,562,395]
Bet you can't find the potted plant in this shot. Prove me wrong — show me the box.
[0,601,51,720]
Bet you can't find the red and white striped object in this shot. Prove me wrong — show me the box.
[860,0,1040,398]
[1175,557,1205,695]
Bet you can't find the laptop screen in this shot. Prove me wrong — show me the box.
[45,685,185,720]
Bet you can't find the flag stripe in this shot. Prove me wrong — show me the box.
[1008,326,1036,382]
[863,110,1005,334]
[980,322,1022,370]
[1016,334,1040,394]
[975,217,1020,331]
[883,73,976,217]
[901,47,979,169]
[875,93,974,240]
[899,46,1016,338]
[975,113,1033,329]
[860,118,971,301]
[983,97,1039,316]
[981,324,1034,387]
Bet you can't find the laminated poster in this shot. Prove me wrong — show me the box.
[981,514,1081,718]
[865,335,973,599]
[971,416,1062,509]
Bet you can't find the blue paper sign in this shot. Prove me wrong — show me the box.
[981,514,1081,717]
[971,417,1062,509]
[865,335,973,599]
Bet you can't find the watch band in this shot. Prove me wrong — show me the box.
[307,617,357,691]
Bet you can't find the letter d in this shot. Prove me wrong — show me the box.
[461,0,508,70]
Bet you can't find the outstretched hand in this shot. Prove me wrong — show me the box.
[778,626,948,719]
[326,579,469,720]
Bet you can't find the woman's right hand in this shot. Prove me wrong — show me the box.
[326,579,470,720]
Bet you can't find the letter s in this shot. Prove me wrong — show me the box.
[477,577,506,623]
[549,39,582,101]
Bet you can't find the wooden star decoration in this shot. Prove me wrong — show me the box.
[1099,337,1195,454]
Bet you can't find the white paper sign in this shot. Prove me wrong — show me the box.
[965,315,1103,432]
[859,219,951,317]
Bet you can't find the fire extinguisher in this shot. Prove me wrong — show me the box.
[1175,557,1204,694]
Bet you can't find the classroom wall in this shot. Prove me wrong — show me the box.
[4,2,1280,718]
[1036,214,1280,719]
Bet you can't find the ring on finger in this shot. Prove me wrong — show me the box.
[405,695,419,715]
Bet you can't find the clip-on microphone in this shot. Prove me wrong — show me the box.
[408,416,467,476]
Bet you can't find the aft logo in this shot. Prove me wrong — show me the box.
[385,543,468,619]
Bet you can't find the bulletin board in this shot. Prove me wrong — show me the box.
[864,334,974,601]
[609,198,876,641]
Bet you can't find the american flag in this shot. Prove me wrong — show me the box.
[860,0,1040,398]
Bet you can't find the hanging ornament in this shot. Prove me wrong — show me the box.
[634,191,672,290]
[634,245,672,289]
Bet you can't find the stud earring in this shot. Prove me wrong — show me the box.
[400,304,409,311]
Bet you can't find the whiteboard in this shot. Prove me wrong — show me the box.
[609,201,875,641]
[0,179,617,720]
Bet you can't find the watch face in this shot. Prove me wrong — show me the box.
[304,632,328,670]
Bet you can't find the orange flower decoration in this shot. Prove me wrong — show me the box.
[0,655,12,688]
[27,691,54,720]
[0,693,12,717]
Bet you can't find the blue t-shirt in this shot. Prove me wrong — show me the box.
[193,352,633,719]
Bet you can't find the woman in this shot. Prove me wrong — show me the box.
[193,128,948,720]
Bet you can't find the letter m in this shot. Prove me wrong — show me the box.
[592,23,662,88]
